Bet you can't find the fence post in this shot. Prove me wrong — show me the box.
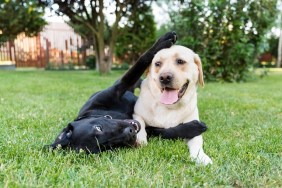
[77,37,80,65]
[8,41,13,61]
[45,38,49,66]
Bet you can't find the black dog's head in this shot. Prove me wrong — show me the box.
[48,117,140,153]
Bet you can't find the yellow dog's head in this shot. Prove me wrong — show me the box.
[147,45,204,105]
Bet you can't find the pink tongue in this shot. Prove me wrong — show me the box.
[160,89,178,105]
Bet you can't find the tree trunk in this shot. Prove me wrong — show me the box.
[92,27,117,74]
[92,33,112,74]
[97,51,112,74]
[277,28,282,68]
[278,1,282,68]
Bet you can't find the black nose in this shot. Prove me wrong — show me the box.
[159,72,173,85]
[124,119,141,133]
[124,127,136,136]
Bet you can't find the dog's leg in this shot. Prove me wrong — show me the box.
[186,135,212,165]
[133,114,148,145]
[146,120,207,139]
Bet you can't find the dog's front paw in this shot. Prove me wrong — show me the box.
[136,131,148,146]
[152,31,177,54]
[191,152,213,166]
[191,120,208,133]
[159,31,177,44]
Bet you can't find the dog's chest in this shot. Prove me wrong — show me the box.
[143,102,199,128]
[135,79,200,128]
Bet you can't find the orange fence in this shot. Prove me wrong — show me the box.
[0,22,90,68]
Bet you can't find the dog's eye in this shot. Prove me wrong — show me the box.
[94,125,102,132]
[176,59,185,65]
[155,61,161,67]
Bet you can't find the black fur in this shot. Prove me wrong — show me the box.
[47,32,208,153]
[146,121,207,139]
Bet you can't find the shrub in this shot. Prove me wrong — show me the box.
[168,0,277,82]
[85,55,96,70]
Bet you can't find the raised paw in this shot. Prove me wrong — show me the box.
[160,31,177,44]
[151,31,177,54]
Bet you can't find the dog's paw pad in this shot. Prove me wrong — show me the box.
[171,31,177,43]
[161,31,177,43]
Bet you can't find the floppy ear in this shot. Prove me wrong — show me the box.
[49,123,73,149]
[194,54,205,87]
[145,66,151,77]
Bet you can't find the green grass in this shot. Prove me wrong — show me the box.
[0,70,281,187]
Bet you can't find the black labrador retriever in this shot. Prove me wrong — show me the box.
[48,32,207,153]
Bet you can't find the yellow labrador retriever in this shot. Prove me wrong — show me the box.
[133,45,212,165]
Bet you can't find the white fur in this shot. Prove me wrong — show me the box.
[133,45,212,165]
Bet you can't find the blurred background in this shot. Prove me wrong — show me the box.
[0,0,281,82]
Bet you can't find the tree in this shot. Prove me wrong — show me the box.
[42,0,152,74]
[115,3,156,65]
[278,29,282,67]
[0,0,46,44]
[277,0,282,67]
[265,36,279,64]
[167,0,278,81]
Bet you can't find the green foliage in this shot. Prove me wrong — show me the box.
[115,4,156,64]
[156,24,171,39]
[0,0,46,44]
[85,55,96,70]
[267,35,279,58]
[167,0,278,82]
[112,63,130,70]
[0,70,281,187]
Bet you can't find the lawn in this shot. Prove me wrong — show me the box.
[0,70,281,187]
